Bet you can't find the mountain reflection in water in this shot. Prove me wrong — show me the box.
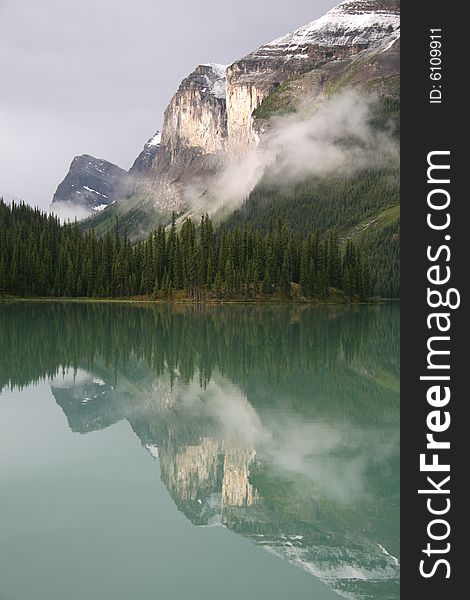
[0,302,399,600]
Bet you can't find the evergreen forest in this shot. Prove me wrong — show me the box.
[0,200,375,302]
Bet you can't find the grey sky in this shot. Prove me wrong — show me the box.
[0,0,337,210]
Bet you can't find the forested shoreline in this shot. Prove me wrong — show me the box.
[0,200,376,302]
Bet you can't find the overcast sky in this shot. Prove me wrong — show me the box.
[0,0,337,210]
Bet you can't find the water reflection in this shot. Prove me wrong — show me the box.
[0,302,399,600]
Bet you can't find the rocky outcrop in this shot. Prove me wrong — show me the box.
[161,64,227,158]
[79,0,400,234]
[221,448,259,509]
[127,0,400,208]
[51,155,131,215]
[159,438,223,505]
[226,0,400,153]
[141,1,400,176]
[130,132,162,175]
[137,64,228,212]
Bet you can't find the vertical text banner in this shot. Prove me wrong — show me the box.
[401,1,464,598]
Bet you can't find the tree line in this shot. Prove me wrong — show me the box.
[0,199,373,301]
[0,301,399,408]
[224,170,400,298]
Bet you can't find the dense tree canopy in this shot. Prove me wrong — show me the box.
[0,200,373,301]
[223,170,400,298]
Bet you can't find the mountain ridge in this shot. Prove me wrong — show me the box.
[46,0,400,297]
[53,0,399,223]
[51,154,131,216]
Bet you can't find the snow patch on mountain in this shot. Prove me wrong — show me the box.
[263,0,399,51]
[380,32,400,52]
[263,539,399,600]
[83,186,108,198]
[201,63,228,99]
[146,131,162,147]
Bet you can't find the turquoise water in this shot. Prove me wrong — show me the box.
[0,302,399,600]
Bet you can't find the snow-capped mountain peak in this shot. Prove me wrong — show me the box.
[199,63,228,99]
[254,0,400,57]
[51,155,130,216]
[146,131,162,147]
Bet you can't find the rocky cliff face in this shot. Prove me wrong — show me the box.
[157,439,260,524]
[51,155,131,215]
[55,65,228,218]
[130,132,161,175]
[78,0,400,234]
[159,438,223,505]
[136,64,228,211]
[226,0,400,153]
[161,64,227,158]
[132,0,400,210]
[221,448,259,508]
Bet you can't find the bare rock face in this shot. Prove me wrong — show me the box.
[161,64,227,158]
[140,64,228,212]
[159,438,223,503]
[80,0,400,232]
[226,0,400,154]
[139,0,400,209]
[140,1,400,209]
[221,448,259,509]
[51,155,130,215]
[130,132,161,175]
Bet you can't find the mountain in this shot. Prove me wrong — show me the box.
[44,0,401,296]
[226,0,400,153]
[130,131,161,175]
[78,0,399,237]
[135,63,229,211]
[224,33,400,297]
[51,154,131,217]
[67,62,229,227]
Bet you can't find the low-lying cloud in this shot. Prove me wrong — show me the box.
[48,89,399,226]
[49,202,93,222]
[188,89,399,216]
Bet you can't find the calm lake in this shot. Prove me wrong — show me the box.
[0,302,399,600]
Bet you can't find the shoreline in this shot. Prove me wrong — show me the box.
[0,295,399,306]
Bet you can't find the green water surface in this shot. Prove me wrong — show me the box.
[0,302,399,600]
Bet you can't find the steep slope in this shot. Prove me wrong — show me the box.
[78,0,401,297]
[82,0,400,238]
[140,63,228,210]
[226,0,400,153]
[81,63,229,237]
[127,63,227,208]
[130,132,162,174]
[51,154,131,216]
[224,34,400,297]
[160,63,227,159]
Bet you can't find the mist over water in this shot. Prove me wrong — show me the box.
[0,302,399,600]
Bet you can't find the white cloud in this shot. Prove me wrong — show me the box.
[187,89,399,215]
